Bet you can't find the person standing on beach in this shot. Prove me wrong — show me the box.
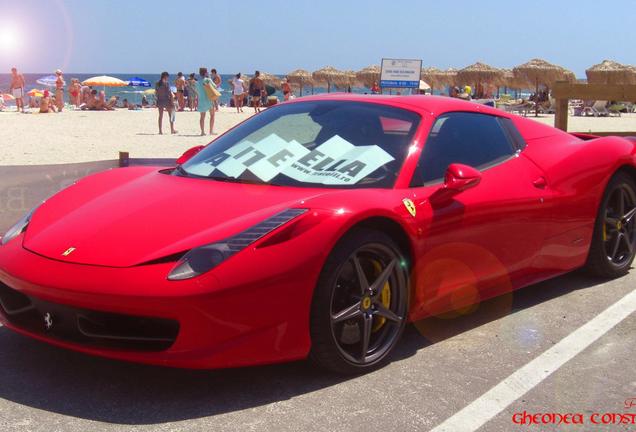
[55,69,65,112]
[187,73,198,111]
[9,68,25,113]
[175,72,186,111]
[210,69,222,111]
[249,71,265,113]
[282,78,292,101]
[195,67,216,136]
[231,73,245,113]
[156,72,177,134]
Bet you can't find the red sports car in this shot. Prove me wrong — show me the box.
[1,95,635,374]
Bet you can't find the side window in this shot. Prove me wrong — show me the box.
[410,112,516,186]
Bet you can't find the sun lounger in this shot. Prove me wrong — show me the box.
[583,100,610,117]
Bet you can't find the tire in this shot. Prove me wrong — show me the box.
[586,171,636,278]
[309,228,409,374]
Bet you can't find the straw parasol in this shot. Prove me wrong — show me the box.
[286,69,313,95]
[336,70,358,90]
[421,67,458,93]
[585,60,636,85]
[81,75,128,87]
[258,72,282,89]
[513,58,574,89]
[355,65,381,89]
[513,58,575,115]
[457,62,504,92]
[500,69,530,91]
[312,66,345,93]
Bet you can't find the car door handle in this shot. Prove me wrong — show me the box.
[532,176,547,189]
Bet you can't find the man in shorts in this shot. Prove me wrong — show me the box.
[9,67,25,113]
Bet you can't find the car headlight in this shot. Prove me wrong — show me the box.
[168,208,308,281]
[1,207,38,246]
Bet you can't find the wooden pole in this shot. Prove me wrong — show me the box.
[554,98,569,131]
[118,151,129,167]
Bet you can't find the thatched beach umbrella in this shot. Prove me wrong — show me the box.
[513,58,575,115]
[258,72,282,89]
[356,65,381,89]
[336,70,358,90]
[586,60,636,85]
[312,66,345,93]
[287,69,313,95]
[457,62,504,95]
[424,68,459,93]
[513,58,574,89]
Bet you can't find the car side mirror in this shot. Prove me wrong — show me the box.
[176,145,205,165]
[444,163,481,192]
[429,163,481,204]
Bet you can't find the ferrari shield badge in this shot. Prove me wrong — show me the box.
[402,198,416,217]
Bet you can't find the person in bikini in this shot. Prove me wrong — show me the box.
[54,69,65,112]
[210,68,222,111]
[174,72,186,111]
[9,68,26,113]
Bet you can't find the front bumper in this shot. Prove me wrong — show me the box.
[0,232,326,369]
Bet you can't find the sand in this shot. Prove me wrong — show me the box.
[1,106,635,166]
[0,107,255,165]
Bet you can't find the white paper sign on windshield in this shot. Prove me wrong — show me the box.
[196,133,395,185]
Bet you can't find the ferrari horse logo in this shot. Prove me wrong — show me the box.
[402,198,416,217]
[62,247,76,257]
[43,312,53,330]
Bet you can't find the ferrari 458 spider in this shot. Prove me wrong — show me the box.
[1,95,635,373]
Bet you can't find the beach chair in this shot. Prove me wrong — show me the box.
[583,100,609,117]
[538,97,557,114]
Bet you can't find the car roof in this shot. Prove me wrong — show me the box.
[288,93,504,117]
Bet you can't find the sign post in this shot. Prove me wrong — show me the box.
[380,58,422,93]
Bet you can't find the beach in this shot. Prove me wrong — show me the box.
[1,106,635,166]
[0,107,254,165]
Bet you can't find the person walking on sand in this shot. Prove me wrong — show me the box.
[249,71,265,113]
[195,67,216,136]
[54,69,65,112]
[210,68,222,111]
[156,72,177,134]
[9,67,26,113]
[231,73,245,113]
[282,78,292,101]
[175,72,186,111]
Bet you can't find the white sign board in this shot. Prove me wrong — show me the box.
[188,134,395,186]
[380,58,422,88]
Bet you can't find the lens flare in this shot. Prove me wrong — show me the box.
[0,26,18,53]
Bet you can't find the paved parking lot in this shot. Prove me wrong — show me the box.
[0,268,634,432]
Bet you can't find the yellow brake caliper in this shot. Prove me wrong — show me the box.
[371,260,391,332]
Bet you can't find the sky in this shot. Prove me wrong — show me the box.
[1,0,635,77]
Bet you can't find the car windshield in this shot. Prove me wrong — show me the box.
[180,100,420,188]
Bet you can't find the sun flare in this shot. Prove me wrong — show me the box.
[0,26,19,52]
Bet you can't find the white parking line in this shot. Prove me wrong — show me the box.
[430,288,636,432]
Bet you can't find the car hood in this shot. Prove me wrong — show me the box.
[23,167,329,267]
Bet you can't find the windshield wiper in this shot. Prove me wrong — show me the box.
[207,176,278,186]
[173,165,189,177]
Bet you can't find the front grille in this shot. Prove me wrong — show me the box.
[0,282,179,351]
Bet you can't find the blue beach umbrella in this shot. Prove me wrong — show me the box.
[128,77,151,87]
[36,75,57,87]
